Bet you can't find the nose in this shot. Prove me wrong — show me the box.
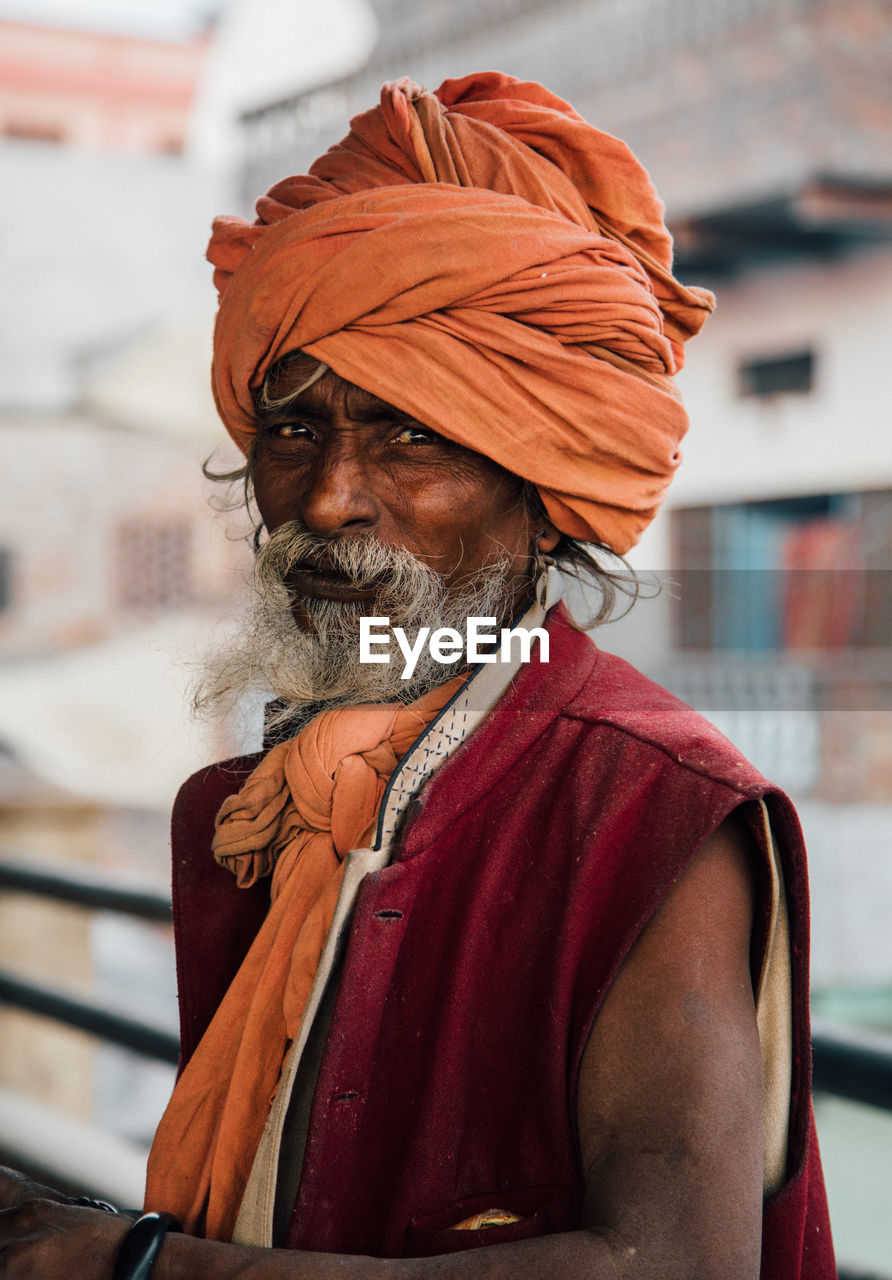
[299,439,379,538]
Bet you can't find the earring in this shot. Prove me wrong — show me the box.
[532,532,563,611]
[534,530,552,572]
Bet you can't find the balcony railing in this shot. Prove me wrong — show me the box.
[0,856,177,1061]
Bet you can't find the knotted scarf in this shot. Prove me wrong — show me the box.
[144,677,464,1240]
[208,72,715,554]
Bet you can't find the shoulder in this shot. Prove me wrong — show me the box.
[172,751,266,837]
[545,603,771,797]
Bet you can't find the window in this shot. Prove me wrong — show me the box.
[115,518,193,611]
[2,120,66,144]
[737,349,815,399]
[672,491,892,652]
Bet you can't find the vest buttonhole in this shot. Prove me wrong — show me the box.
[373,909,404,920]
[334,1090,360,1103]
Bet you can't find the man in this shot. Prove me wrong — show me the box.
[0,73,836,1278]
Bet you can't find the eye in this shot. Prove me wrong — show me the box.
[264,420,317,441]
[393,423,439,445]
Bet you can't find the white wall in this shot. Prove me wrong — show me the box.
[0,140,224,410]
[671,242,892,509]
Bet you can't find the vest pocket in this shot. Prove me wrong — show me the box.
[405,1186,573,1256]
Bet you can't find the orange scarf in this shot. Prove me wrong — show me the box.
[144,678,463,1240]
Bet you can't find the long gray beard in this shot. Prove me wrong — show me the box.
[193,523,527,737]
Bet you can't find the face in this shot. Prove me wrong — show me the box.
[251,360,557,629]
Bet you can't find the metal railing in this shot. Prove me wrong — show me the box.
[812,1017,892,1112]
[0,969,178,1064]
[0,856,178,1064]
[0,859,173,922]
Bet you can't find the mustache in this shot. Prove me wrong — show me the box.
[254,523,445,613]
[259,526,391,582]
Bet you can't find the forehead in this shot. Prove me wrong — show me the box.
[261,353,412,421]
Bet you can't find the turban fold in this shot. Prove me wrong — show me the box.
[209,72,714,553]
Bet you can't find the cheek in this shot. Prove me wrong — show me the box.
[424,486,535,571]
[476,481,537,553]
[251,460,300,530]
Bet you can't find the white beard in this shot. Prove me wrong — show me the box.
[193,522,529,736]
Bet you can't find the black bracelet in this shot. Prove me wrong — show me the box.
[111,1211,181,1280]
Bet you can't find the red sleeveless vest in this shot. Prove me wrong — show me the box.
[170,607,836,1276]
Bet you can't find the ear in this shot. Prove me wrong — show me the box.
[535,521,560,554]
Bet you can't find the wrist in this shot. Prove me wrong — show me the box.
[111,1211,181,1280]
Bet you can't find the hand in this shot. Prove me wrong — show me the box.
[0,1167,130,1279]
[0,1167,72,1212]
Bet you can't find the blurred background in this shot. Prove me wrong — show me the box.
[0,0,889,1272]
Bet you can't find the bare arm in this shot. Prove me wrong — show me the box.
[574,807,763,1277]
[0,816,763,1279]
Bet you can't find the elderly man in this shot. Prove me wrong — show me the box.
[0,74,835,1279]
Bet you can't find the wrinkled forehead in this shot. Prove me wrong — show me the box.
[257,351,412,420]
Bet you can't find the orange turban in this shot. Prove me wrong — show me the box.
[208,72,714,554]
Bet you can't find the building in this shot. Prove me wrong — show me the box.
[0,15,209,153]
